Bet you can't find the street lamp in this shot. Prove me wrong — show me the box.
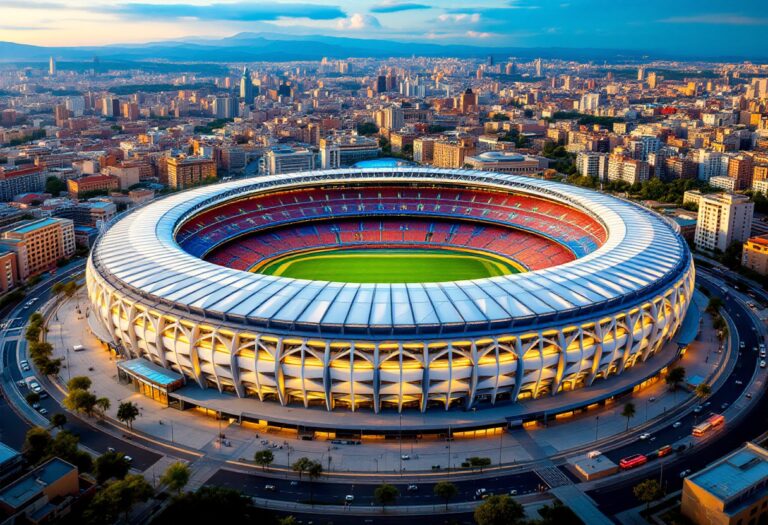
[595,415,599,441]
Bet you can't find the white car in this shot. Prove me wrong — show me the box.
[475,488,487,497]
[29,381,42,393]
[264,484,276,492]
[38,408,48,415]
[407,484,418,492]
[586,450,602,459]
[762,360,767,369]
[509,489,518,496]
[401,454,410,460]
[672,421,682,429]
[639,433,652,441]
[345,495,355,502]
[740,341,746,348]
[679,469,692,478]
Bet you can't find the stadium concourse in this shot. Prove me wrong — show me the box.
[86,167,694,430]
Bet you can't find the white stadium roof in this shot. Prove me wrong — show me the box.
[90,168,690,336]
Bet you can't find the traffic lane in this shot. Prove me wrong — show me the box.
[604,280,759,462]
[0,395,32,450]
[206,469,541,506]
[589,385,768,516]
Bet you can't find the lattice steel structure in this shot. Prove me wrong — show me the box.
[87,168,694,413]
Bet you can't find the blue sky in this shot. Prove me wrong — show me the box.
[1,0,766,56]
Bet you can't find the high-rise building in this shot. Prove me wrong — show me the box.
[375,75,387,93]
[65,96,85,117]
[166,156,217,189]
[413,138,435,164]
[576,152,608,179]
[381,106,404,131]
[579,93,601,112]
[534,58,542,77]
[48,56,56,76]
[727,154,754,190]
[607,156,650,184]
[432,139,475,169]
[637,66,645,81]
[647,71,658,89]
[212,97,236,119]
[694,193,754,252]
[0,218,75,280]
[0,167,46,202]
[239,67,255,102]
[459,88,477,114]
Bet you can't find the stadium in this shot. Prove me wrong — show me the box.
[86,167,694,419]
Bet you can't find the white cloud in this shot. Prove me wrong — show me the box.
[336,13,381,30]
[466,30,493,38]
[437,13,480,24]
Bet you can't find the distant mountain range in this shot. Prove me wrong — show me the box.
[0,32,754,65]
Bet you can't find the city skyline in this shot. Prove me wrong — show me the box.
[1,0,767,57]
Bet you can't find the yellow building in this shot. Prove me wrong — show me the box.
[166,156,217,189]
[0,218,75,280]
[432,139,475,169]
[682,442,768,525]
[742,235,768,275]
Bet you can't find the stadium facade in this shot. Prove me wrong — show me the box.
[87,168,694,414]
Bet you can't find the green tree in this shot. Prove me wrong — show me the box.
[279,517,298,525]
[695,383,712,399]
[94,451,131,484]
[291,457,312,480]
[84,474,154,523]
[96,397,111,417]
[49,430,92,473]
[45,176,67,196]
[433,481,458,510]
[67,376,92,391]
[63,388,97,416]
[23,427,53,464]
[50,412,67,430]
[40,357,62,376]
[666,366,686,391]
[254,449,274,471]
[160,462,191,495]
[153,486,269,522]
[622,402,636,431]
[633,479,663,511]
[467,456,492,471]
[117,401,140,430]
[474,494,525,525]
[374,483,399,510]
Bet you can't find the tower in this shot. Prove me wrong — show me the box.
[239,66,254,102]
[49,56,56,76]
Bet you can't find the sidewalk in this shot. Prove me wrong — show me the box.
[46,289,721,475]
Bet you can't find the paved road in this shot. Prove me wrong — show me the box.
[0,261,163,470]
[206,468,543,507]
[587,269,766,515]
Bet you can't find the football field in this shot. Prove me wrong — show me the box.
[256,248,523,283]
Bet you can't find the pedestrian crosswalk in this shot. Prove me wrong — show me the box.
[534,465,572,488]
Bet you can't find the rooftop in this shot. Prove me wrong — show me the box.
[0,443,20,465]
[5,218,60,235]
[118,357,184,388]
[0,458,76,510]
[688,442,768,504]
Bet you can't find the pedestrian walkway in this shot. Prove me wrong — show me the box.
[43,289,724,475]
[550,485,613,525]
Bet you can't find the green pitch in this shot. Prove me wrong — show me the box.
[255,248,523,283]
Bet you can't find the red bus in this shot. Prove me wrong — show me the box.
[619,454,648,469]
[693,414,725,437]
[656,445,672,458]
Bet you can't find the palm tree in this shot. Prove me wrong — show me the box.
[116,401,139,430]
[622,402,636,431]
[665,366,686,391]
[254,450,274,471]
